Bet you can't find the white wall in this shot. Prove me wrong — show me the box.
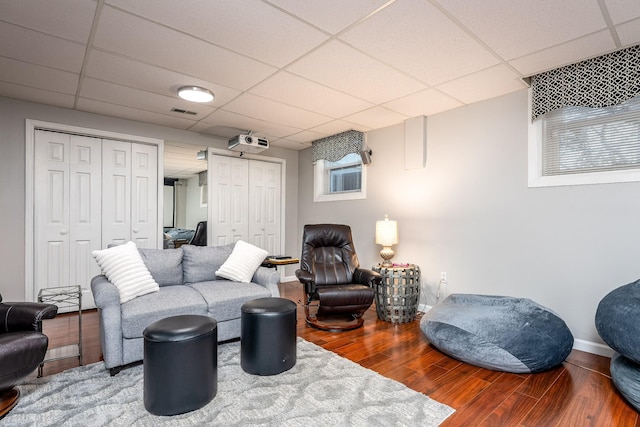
[185,175,207,229]
[296,89,640,351]
[0,96,299,301]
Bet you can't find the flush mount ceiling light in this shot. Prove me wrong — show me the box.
[177,86,214,103]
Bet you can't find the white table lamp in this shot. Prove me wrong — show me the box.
[376,215,398,267]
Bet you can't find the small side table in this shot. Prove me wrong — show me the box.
[38,285,83,376]
[372,264,421,324]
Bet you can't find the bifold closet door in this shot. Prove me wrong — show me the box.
[248,160,281,255]
[209,155,249,246]
[33,130,102,294]
[102,141,158,248]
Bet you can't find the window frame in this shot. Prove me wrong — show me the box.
[314,154,367,202]
[528,90,640,188]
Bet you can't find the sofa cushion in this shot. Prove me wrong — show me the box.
[215,240,269,283]
[92,241,159,303]
[189,281,271,322]
[182,244,234,284]
[139,248,183,286]
[120,285,207,339]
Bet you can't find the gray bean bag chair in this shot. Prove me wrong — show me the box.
[610,353,640,411]
[596,279,640,411]
[420,294,574,373]
[595,279,640,364]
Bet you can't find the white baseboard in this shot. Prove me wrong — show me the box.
[418,303,432,313]
[282,274,296,283]
[573,339,614,358]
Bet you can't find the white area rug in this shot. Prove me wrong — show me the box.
[6,338,454,426]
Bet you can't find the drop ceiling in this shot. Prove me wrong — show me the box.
[2,0,640,154]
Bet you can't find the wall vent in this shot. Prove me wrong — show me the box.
[171,108,198,115]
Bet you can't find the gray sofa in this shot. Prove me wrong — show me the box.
[91,243,280,375]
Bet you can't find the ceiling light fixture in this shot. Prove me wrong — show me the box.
[177,86,214,103]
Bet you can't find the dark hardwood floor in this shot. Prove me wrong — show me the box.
[38,281,638,426]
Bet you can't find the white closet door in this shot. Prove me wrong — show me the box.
[131,143,158,249]
[210,155,248,246]
[34,131,71,290]
[69,135,102,302]
[102,140,131,246]
[34,131,101,298]
[249,160,281,255]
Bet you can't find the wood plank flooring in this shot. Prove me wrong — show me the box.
[37,281,638,426]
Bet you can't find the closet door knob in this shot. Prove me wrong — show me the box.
[133,229,139,233]
[60,229,68,235]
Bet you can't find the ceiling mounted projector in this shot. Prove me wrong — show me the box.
[228,134,269,153]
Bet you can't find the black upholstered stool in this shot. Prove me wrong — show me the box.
[241,297,297,376]
[143,315,217,416]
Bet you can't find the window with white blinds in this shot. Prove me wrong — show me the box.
[541,95,640,177]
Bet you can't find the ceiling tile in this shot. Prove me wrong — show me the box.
[281,130,327,143]
[509,30,617,76]
[93,6,277,90]
[0,0,97,42]
[288,40,426,104]
[383,88,464,117]
[269,138,312,150]
[342,106,409,129]
[604,0,640,24]
[616,18,640,47]
[85,50,241,105]
[0,22,85,72]
[249,71,373,118]
[437,0,607,60]
[340,0,500,85]
[0,82,75,108]
[436,65,527,104]
[77,98,198,129]
[310,120,370,136]
[266,0,390,34]
[0,57,78,94]
[80,78,216,119]
[106,0,328,67]
[222,93,332,129]
[201,109,303,139]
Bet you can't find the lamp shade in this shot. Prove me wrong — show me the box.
[375,215,398,246]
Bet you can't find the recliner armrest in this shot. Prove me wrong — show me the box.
[0,302,58,332]
[295,269,314,284]
[353,268,382,287]
[295,269,316,295]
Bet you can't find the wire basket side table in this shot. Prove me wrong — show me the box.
[37,285,83,376]
[372,264,421,324]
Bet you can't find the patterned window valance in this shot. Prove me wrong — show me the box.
[312,130,364,163]
[198,170,207,186]
[530,44,640,122]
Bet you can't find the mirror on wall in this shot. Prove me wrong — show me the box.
[163,141,208,248]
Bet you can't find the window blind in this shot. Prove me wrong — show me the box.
[542,96,640,176]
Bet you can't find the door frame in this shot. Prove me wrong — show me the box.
[25,119,164,303]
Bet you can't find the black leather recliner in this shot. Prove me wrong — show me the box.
[0,294,57,418]
[295,224,381,331]
[190,221,207,246]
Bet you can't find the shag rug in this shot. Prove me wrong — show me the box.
[6,338,454,426]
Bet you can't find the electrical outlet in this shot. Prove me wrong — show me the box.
[440,272,447,282]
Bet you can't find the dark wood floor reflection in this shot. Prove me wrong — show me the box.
[39,281,638,426]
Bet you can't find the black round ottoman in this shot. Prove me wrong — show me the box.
[143,315,217,416]
[241,297,297,376]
